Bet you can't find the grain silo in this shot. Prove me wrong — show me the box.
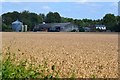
[24,25,27,32]
[12,20,23,32]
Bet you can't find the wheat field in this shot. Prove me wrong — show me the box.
[2,32,118,78]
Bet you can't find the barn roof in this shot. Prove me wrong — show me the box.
[46,22,70,26]
[49,22,71,27]
[35,22,72,28]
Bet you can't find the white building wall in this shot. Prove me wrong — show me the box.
[96,27,106,30]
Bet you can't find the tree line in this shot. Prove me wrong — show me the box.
[1,10,120,32]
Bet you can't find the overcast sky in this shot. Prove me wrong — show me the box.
[1,1,119,20]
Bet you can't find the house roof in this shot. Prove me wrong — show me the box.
[95,25,106,27]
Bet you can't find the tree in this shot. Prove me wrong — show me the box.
[2,11,119,32]
[2,12,15,25]
[2,10,43,31]
[29,12,43,30]
[2,23,12,32]
[45,12,61,23]
[2,11,21,31]
[103,14,117,31]
[114,16,120,32]
[54,12,61,23]
[39,13,45,22]
[45,12,55,23]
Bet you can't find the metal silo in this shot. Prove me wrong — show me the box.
[12,20,23,32]
[24,25,27,32]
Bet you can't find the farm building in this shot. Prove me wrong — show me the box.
[12,20,27,32]
[33,22,79,32]
[83,27,91,32]
[95,25,106,30]
[84,25,106,32]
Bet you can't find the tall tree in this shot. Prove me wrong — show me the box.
[2,10,43,31]
[45,12,61,23]
[39,13,45,22]
[45,12,55,23]
[103,14,117,31]
[2,11,20,25]
[115,16,120,32]
[54,12,61,23]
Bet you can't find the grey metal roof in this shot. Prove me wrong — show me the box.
[49,22,71,27]
[38,24,51,28]
[36,22,72,28]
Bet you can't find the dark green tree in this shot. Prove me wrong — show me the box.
[114,16,120,32]
[54,12,61,23]
[45,12,55,23]
[103,14,117,31]
[2,10,43,31]
[2,23,12,32]
[39,13,45,22]
[45,12,61,23]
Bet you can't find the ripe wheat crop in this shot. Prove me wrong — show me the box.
[2,32,118,78]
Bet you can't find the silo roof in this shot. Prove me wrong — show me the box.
[12,20,23,24]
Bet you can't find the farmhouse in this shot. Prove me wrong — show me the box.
[33,22,79,32]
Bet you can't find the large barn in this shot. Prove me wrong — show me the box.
[33,22,79,32]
